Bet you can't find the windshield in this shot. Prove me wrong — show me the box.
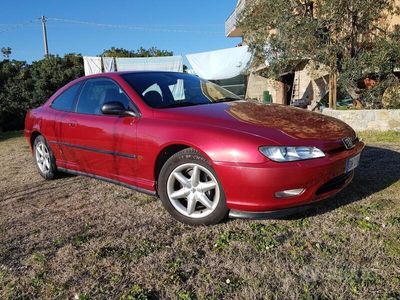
[121,72,242,109]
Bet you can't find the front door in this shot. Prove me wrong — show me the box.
[61,78,139,185]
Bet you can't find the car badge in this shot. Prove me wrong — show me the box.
[342,137,355,150]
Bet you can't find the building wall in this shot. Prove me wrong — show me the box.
[246,61,330,107]
[245,73,286,104]
[388,0,400,28]
[292,61,330,107]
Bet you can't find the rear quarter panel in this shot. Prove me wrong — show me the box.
[24,77,86,153]
[24,106,66,161]
[24,108,44,150]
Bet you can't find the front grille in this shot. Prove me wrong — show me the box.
[316,171,353,195]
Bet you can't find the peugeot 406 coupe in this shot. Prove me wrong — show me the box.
[25,72,364,225]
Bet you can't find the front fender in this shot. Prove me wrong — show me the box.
[135,118,278,184]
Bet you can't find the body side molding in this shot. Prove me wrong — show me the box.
[49,141,137,159]
[57,167,156,196]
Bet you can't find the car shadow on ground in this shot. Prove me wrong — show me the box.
[277,145,400,220]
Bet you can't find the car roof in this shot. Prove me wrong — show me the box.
[85,71,187,78]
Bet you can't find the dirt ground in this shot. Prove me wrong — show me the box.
[0,133,399,299]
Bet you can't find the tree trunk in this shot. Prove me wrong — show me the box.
[329,72,337,109]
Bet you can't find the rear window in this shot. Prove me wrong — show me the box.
[51,83,81,112]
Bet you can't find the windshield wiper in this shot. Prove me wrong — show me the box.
[161,102,206,109]
[215,97,241,103]
[160,98,240,109]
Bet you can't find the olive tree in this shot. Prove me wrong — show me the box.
[239,0,400,108]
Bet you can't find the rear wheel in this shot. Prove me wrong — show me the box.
[158,148,228,225]
[33,135,58,180]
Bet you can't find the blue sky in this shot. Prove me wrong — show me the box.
[0,0,241,62]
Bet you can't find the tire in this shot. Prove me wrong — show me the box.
[33,135,58,180]
[158,148,228,225]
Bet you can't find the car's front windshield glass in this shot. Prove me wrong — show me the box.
[121,72,242,109]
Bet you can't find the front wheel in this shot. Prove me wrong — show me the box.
[158,148,228,225]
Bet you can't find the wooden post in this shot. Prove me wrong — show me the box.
[329,73,333,108]
[332,72,337,109]
[329,72,337,109]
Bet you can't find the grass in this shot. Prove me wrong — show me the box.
[0,132,399,299]
[358,130,400,143]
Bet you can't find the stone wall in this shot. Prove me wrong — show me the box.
[322,109,400,131]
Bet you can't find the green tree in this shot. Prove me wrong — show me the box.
[0,54,84,131]
[0,60,29,130]
[1,47,12,59]
[27,54,84,108]
[239,0,400,108]
[101,46,188,71]
[101,47,136,58]
[101,46,173,57]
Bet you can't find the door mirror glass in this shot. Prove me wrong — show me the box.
[101,101,137,117]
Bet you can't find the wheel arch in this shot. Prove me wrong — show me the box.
[154,143,213,186]
[30,131,42,148]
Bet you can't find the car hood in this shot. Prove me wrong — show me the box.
[155,101,356,146]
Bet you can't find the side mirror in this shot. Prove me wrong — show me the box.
[101,101,137,117]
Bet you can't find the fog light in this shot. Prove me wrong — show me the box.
[275,188,305,199]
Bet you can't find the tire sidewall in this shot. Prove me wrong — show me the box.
[33,135,57,180]
[158,149,228,225]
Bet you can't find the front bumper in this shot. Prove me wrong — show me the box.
[213,141,365,214]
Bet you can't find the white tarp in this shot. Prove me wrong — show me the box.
[115,56,183,72]
[83,56,102,76]
[186,46,252,80]
[102,57,116,73]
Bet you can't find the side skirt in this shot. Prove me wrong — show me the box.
[57,167,157,196]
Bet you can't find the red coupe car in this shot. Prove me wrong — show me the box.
[25,72,364,225]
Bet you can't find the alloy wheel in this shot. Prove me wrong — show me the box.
[166,163,220,219]
[35,142,51,174]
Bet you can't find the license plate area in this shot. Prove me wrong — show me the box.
[345,154,361,173]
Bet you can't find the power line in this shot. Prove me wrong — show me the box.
[0,19,40,33]
[0,16,224,58]
[47,17,223,35]
[47,17,222,28]
[0,17,224,35]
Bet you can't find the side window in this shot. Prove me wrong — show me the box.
[76,79,132,115]
[51,83,81,112]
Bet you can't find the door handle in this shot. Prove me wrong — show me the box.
[68,122,77,127]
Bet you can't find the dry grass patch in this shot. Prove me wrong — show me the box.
[0,132,399,299]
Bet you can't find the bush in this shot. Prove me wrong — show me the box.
[0,54,84,131]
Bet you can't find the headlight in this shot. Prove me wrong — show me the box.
[259,146,325,162]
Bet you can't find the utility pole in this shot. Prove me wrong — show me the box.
[41,16,49,56]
